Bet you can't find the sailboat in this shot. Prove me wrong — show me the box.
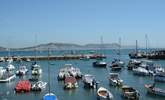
[111,38,124,70]
[93,36,107,67]
[43,48,58,100]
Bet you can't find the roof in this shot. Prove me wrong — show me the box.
[64,76,77,84]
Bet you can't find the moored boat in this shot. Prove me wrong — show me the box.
[97,87,113,100]
[31,81,47,91]
[93,60,107,67]
[145,83,165,96]
[82,74,97,88]
[154,72,165,82]
[16,65,28,76]
[122,85,140,100]
[0,73,16,83]
[44,93,58,100]
[133,67,149,76]
[15,80,31,92]
[64,76,78,89]
[109,73,123,86]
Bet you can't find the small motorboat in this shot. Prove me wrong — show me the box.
[6,63,15,72]
[15,80,31,92]
[31,81,47,91]
[154,72,165,82]
[111,63,122,71]
[133,67,149,76]
[109,73,123,86]
[122,85,140,100]
[93,60,107,67]
[97,87,113,100]
[145,83,165,96]
[43,93,58,100]
[64,76,78,89]
[16,65,28,76]
[82,74,97,88]
[31,63,42,75]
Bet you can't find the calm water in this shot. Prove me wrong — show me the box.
[0,49,165,100]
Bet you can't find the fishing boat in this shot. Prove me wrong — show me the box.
[109,73,123,86]
[31,81,47,91]
[43,48,58,100]
[15,80,31,92]
[133,67,149,76]
[154,72,165,82]
[122,85,140,100]
[145,83,165,96]
[64,76,78,89]
[97,87,113,100]
[16,65,28,76]
[82,74,97,88]
[93,60,107,67]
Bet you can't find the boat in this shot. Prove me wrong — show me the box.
[97,87,113,100]
[6,63,15,72]
[64,76,78,89]
[43,48,58,100]
[109,73,123,86]
[111,62,122,71]
[57,64,82,80]
[31,63,42,75]
[16,65,28,76]
[0,67,6,78]
[31,81,47,91]
[0,73,16,83]
[133,67,149,76]
[154,72,165,82]
[15,80,31,92]
[122,85,140,100]
[93,60,107,67]
[111,59,124,67]
[82,74,97,88]
[145,83,165,96]
[127,59,141,70]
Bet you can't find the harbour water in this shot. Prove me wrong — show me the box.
[0,49,165,100]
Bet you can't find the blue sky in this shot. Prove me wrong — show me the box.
[0,0,165,48]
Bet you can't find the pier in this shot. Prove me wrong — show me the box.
[0,54,106,62]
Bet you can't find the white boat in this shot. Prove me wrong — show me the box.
[93,60,107,67]
[0,74,16,83]
[122,85,140,100]
[32,67,42,75]
[133,67,149,76]
[6,63,15,72]
[31,81,47,91]
[109,73,123,86]
[0,67,6,78]
[57,64,82,80]
[97,87,113,100]
[145,84,165,96]
[82,74,97,88]
[16,65,28,75]
[154,72,165,82]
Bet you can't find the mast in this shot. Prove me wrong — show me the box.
[136,40,138,54]
[118,37,121,60]
[48,48,51,94]
[100,36,104,55]
[145,34,148,55]
[35,34,37,62]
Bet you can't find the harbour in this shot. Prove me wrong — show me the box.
[0,49,165,100]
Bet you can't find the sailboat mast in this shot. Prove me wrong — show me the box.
[136,40,138,54]
[118,37,121,60]
[35,34,37,62]
[48,48,51,94]
[145,34,148,55]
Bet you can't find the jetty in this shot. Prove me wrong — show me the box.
[0,54,106,61]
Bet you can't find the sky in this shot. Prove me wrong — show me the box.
[0,0,165,48]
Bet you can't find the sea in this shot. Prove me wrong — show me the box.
[0,49,165,100]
